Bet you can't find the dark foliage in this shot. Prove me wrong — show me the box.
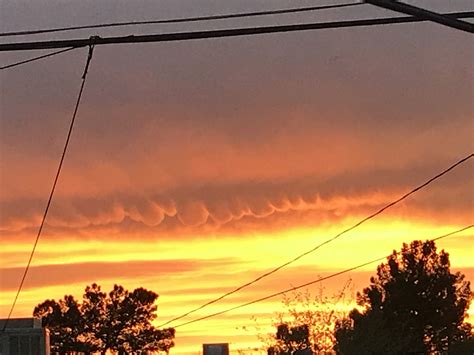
[33,283,175,354]
[268,324,312,355]
[334,240,472,354]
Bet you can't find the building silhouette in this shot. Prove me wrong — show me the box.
[203,343,229,355]
[0,318,50,355]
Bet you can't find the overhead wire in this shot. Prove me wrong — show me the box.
[0,47,76,70]
[1,44,96,331]
[1,11,473,52]
[172,224,474,328]
[0,2,364,38]
[158,153,474,327]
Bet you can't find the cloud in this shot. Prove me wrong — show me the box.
[0,258,240,291]
[2,15,473,205]
[1,156,472,240]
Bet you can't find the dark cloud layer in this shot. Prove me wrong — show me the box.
[2,1,472,156]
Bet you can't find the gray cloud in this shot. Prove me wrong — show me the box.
[1,0,472,158]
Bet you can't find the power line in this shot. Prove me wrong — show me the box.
[1,11,473,52]
[158,153,473,327]
[1,44,96,332]
[0,2,363,38]
[0,47,75,70]
[365,0,474,33]
[172,224,474,328]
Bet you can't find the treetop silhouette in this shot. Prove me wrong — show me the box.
[334,240,472,354]
[34,283,175,354]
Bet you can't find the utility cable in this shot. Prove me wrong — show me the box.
[172,224,473,328]
[365,0,473,33]
[1,44,96,331]
[0,2,363,38]
[158,153,473,327]
[0,47,75,70]
[1,11,473,52]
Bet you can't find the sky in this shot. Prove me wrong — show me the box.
[0,0,473,353]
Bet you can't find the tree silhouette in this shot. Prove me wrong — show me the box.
[34,283,175,354]
[334,240,472,354]
[267,324,311,355]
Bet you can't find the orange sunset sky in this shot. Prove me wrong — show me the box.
[0,0,473,353]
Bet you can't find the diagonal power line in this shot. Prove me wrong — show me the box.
[0,47,76,70]
[0,2,363,38]
[158,153,473,327]
[1,44,96,332]
[172,224,474,328]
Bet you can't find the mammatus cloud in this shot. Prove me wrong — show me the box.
[0,187,417,233]
[1,160,471,238]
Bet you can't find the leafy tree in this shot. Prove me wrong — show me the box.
[243,281,352,354]
[334,240,472,354]
[33,295,93,353]
[34,283,175,354]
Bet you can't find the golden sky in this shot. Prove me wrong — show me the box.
[1,1,473,353]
